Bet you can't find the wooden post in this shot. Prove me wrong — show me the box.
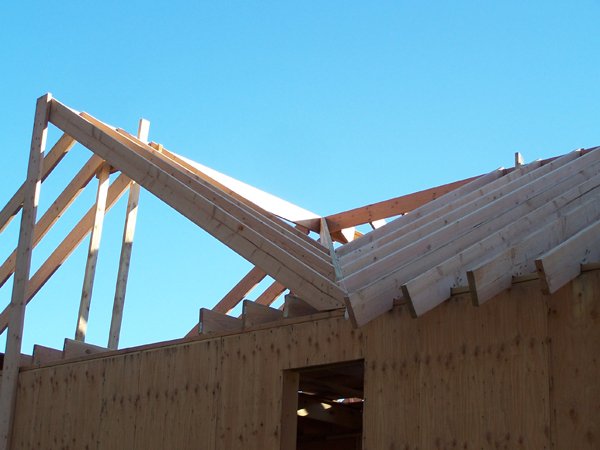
[0,93,51,449]
[107,119,149,349]
[75,163,110,341]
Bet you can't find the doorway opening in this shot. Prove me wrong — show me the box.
[282,360,364,450]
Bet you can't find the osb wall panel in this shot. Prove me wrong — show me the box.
[11,272,600,449]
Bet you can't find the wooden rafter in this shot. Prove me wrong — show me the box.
[48,100,345,310]
[0,133,75,234]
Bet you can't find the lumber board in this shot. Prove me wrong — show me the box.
[0,133,75,234]
[348,149,599,325]
[63,338,107,359]
[320,218,344,281]
[108,119,149,350]
[341,152,579,278]
[199,308,243,334]
[297,393,362,429]
[283,294,319,318]
[337,167,508,258]
[255,280,287,306]
[214,266,267,313]
[0,174,132,334]
[280,370,300,450]
[322,175,481,233]
[31,344,63,366]
[49,100,345,309]
[242,300,283,327]
[154,144,327,251]
[403,174,600,315]
[0,93,51,449]
[0,154,104,288]
[468,184,600,305]
[108,124,333,275]
[75,164,110,341]
[536,217,600,294]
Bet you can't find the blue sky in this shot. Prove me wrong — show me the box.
[1,1,599,353]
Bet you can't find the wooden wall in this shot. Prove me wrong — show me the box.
[10,270,600,449]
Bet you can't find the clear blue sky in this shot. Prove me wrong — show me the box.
[1,1,599,353]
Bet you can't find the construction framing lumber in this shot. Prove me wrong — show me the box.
[63,338,107,359]
[0,133,75,234]
[255,280,287,306]
[320,175,481,234]
[48,100,345,310]
[31,344,62,366]
[75,164,110,341]
[0,154,104,288]
[108,119,149,350]
[199,308,243,334]
[0,93,51,449]
[241,300,283,327]
[283,294,319,318]
[468,183,600,305]
[213,266,267,313]
[402,172,600,315]
[297,393,362,429]
[536,218,600,294]
[0,174,132,335]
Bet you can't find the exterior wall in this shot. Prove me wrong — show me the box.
[10,271,600,449]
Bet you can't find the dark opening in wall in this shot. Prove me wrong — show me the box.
[281,360,364,450]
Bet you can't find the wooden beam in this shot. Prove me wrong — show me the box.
[280,371,300,450]
[402,172,600,315]
[342,150,582,291]
[0,93,51,448]
[0,174,132,335]
[347,149,596,325]
[320,218,343,281]
[152,144,327,251]
[107,119,149,350]
[0,154,104,288]
[320,175,481,233]
[242,300,283,327]
[0,133,75,234]
[199,308,243,334]
[63,338,107,359]
[49,100,344,310]
[468,182,600,305]
[536,218,600,294]
[75,164,110,342]
[31,345,62,366]
[255,280,287,306]
[283,294,319,318]
[214,266,267,314]
[515,152,525,167]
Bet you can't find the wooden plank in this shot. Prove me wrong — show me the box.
[255,280,287,306]
[63,338,107,359]
[402,174,600,314]
[536,217,600,294]
[297,393,362,429]
[280,370,300,450]
[313,175,481,234]
[468,183,600,305]
[0,93,51,449]
[283,294,319,318]
[49,100,345,310]
[341,153,579,278]
[154,144,327,251]
[347,149,598,325]
[199,308,243,334]
[0,154,104,288]
[320,218,343,281]
[108,119,149,350]
[110,125,332,272]
[214,266,267,313]
[0,174,132,334]
[0,133,75,234]
[31,345,63,366]
[242,300,283,328]
[75,163,110,341]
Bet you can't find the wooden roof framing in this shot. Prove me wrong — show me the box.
[1,93,600,447]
